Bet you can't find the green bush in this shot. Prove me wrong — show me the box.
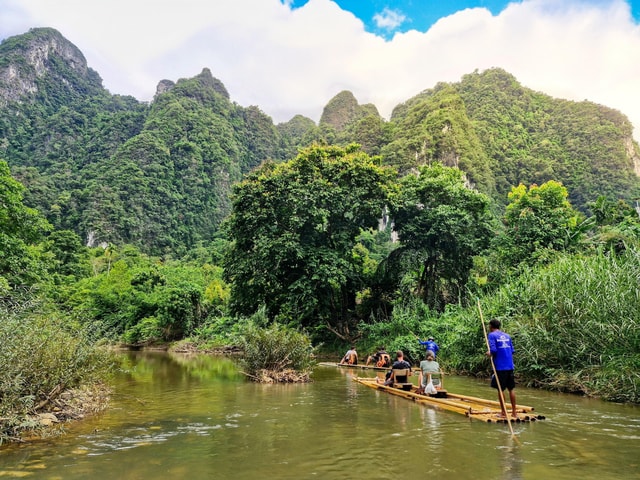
[0,303,114,442]
[236,320,315,380]
[122,316,163,344]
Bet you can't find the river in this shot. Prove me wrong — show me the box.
[0,351,638,479]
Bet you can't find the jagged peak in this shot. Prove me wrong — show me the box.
[0,27,90,77]
[320,90,376,131]
[155,79,175,96]
[0,27,103,105]
[194,68,229,99]
[158,68,231,101]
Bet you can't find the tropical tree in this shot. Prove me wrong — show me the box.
[223,144,396,341]
[389,162,493,310]
[586,195,640,253]
[496,180,585,268]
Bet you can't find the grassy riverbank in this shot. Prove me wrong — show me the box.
[0,301,115,444]
[357,249,640,403]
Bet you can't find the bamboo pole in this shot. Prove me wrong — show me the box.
[477,299,517,439]
[445,392,535,412]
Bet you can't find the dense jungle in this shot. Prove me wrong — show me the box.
[1,28,639,443]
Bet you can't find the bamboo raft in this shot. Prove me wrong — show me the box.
[318,361,390,371]
[353,376,546,423]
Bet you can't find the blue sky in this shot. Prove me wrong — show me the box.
[2,0,640,141]
[299,0,640,38]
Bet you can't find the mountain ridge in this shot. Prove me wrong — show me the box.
[1,27,638,255]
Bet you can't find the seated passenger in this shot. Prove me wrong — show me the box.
[365,347,391,367]
[417,350,443,394]
[377,350,411,386]
[339,345,358,365]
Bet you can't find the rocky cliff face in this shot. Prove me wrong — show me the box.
[0,27,102,105]
[625,136,640,176]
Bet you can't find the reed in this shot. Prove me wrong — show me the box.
[510,249,640,400]
[382,248,640,402]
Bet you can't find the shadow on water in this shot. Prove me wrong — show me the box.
[1,352,639,479]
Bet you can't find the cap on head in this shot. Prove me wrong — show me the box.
[428,337,434,341]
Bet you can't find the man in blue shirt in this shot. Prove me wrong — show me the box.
[486,319,517,418]
[419,337,439,357]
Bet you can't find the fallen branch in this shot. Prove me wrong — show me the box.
[33,383,65,412]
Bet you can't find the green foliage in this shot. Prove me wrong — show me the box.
[0,301,115,442]
[495,180,585,269]
[390,162,494,310]
[276,114,320,160]
[455,68,640,210]
[319,90,366,131]
[384,85,495,194]
[224,144,396,340]
[586,196,640,253]
[64,244,223,343]
[236,320,316,378]
[0,160,51,290]
[42,229,90,281]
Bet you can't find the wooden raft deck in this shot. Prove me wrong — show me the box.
[353,377,546,423]
[318,361,390,371]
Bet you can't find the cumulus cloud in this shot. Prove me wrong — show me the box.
[1,0,639,142]
[373,8,407,30]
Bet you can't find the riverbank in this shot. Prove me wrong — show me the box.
[1,382,111,444]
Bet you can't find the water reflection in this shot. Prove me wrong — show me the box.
[0,352,639,480]
[498,439,523,480]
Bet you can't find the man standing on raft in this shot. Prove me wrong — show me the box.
[486,319,517,418]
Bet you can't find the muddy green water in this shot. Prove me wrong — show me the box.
[1,351,639,479]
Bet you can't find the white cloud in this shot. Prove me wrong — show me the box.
[373,8,407,30]
[1,0,639,143]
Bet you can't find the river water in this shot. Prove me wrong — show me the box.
[1,351,639,479]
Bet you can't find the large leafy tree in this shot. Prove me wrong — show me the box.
[497,180,585,268]
[390,162,493,311]
[223,144,396,340]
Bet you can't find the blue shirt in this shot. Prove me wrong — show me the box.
[419,339,439,356]
[488,330,514,371]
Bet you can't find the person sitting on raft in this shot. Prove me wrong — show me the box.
[339,345,358,365]
[417,350,443,395]
[365,347,391,367]
[377,350,411,386]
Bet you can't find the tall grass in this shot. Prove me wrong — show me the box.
[363,249,640,402]
[0,301,114,442]
[511,249,640,401]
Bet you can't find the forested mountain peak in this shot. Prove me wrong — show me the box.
[386,67,640,208]
[155,67,230,101]
[0,27,103,105]
[320,90,381,132]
